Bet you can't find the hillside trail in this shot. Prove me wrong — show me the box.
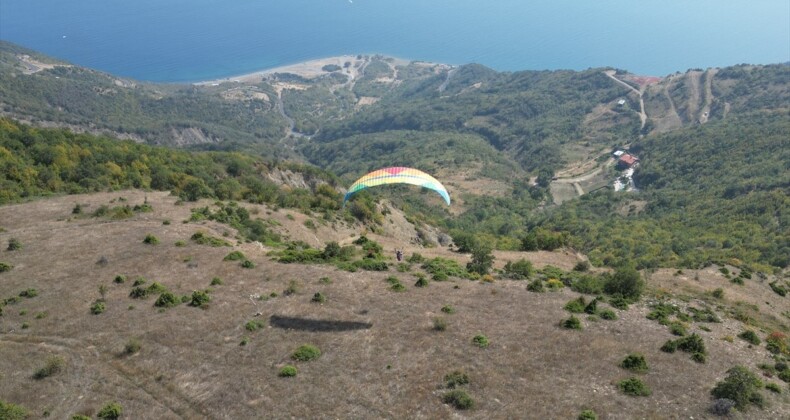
[603,70,647,129]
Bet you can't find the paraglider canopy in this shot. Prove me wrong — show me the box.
[343,167,450,205]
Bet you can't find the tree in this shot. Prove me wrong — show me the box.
[467,243,494,275]
[711,366,764,410]
[604,267,644,301]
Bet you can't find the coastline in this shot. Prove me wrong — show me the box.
[193,54,416,86]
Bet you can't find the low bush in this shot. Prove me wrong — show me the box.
[7,238,21,251]
[189,290,210,308]
[318,277,332,284]
[709,398,736,416]
[711,366,764,410]
[578,409,597,420]
[546,279,564,291]
[292,344,321,361]
[155,292,179,308]
[618,377,651,396]
[113,275,126,284]
[441,305,456,314]
[527,279,545,292]
[142,234,159,245]
[711,288,725,299]
[97,402,122,419]
[0,401,29,420]
[0,262,12,272]
[620,353,649,373]
[769,281,787,297]
[564,296,586,313]
[245,319,265,332]
[669,321,687,336]
[223,251,246,261]
[90,301,106,315]
[584,298,599,315]
[562,315,582,330]
[210,277,223,286]
[33,356,65,379]
[570,274,605,295]
[354,259,388,271]
[443,370,470,388]
[129,287,149,299]
[132,277,146,286]
[190,232,230,247]
[503,259,534,280]
[766,383,781,393]
[688,307,721,323]
[283,280,299,296]
[19,288,38,298]
[442,389,474,410]
[738,330,761,345]
[414,276,429,288]
[311,292,326,303]
[599,309,617,320]
[124,339,141,355]
[240,259,255,268]
[472,334,489,348]
[279,365,298,377]
[433,317,447,331]
[766,332,789,355]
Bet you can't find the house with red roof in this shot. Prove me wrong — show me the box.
[617,153,639,169]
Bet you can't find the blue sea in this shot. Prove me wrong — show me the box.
[1,0,788,82]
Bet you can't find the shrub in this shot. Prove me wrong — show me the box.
[503,259,534,279]
[691,352,707,364]
[688,307,721,323]
[189,290,210,308]
[284,280,299,296]
[769,281,787,297]
[190,232,230,247]
[669,321,687,336]
[546,279,564,291]
[738,330,761,345]
[766,332,789,355]
[124,339,141,355]
[676,334,706,354]
[584,298,599,315]
[113,275,126,284]
[90,301,106,315]
[319,276,332,284]
[599,309,617,320]
[443,370,470,388]
[472,334,489,348]
[223,251,246,261]
[210,277,223,286]
[407,252,424,263]
[292,344,321,361]
[442,389,474,410]
[618,377,651,396]
[154,291,179,308]
[279,365,298,377]
[570,274,605,295]
[765,383,782,393]
[146,282,167,294]
[441,305,455,314]
[354,259,388,271]
[604,268,644,301]
[708,398,736,416]
[661,340,678,353]
[245,319,265,332]
[711,366,764,410]
[72,415,91,420]
[466,244,494,275]
[564,296,586,313]
[132,277,146,286]
[33,356,65,379]
[578,410,597,420]
[0,262,12,272]
[19,288,38,298]
[433,317,447,331]
[562,315,582,330]
[711,288,724,299]
[414,276,429,288]
[142,234,159,245]
[620,353,649,373]
[97,402,122,419]
[0,401,29,420]
[779,369,790,383]
[129,287,149,299]
[527,279,545,292]
[240,259,255,268]
[6,238,21,251]
[608,295,629,310]
[311,292,326,303]
[175,240,186,247]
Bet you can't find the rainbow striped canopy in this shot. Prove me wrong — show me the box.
[344,167,450,205]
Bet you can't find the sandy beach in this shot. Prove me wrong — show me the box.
[194,54,413,86]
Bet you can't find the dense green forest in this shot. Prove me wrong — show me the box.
[0,118,341,214]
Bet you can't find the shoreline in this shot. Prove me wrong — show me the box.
[193,54,420,86]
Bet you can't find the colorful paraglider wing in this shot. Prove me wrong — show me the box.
[343,167,450,205]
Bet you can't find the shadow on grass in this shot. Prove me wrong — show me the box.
[270,315,372,332]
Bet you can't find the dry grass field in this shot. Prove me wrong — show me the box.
[0,191,788,419]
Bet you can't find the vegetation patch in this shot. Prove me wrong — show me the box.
[33,356,65,379]
[189,290,211,308]
[618,377,651,396]
[443,370,470,388]
[245,319,265,332]
[279,365,298,377]
[442,389,474,410]
[154,291,179,308]
[0,262,12,272]
[562,315,582,330]
[224,251,246,261]
[292,344,321,361]
[97,402,123,419]
[90,301,106,315]
[564,296,587,313]
[711,365,764,410]
[142,234,159,245]
[738,330,761,345]
[311,292,326,303]
[190,231,231,247]
[472,334,490,348]
[0,401,29,420]
[620,353,649,373]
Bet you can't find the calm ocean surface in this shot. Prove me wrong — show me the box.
[1,0,788,82]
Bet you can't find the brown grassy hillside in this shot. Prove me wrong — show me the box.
[0,191,787,419]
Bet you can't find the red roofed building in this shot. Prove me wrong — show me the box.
[617,153,639,169]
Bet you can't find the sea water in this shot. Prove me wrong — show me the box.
[0,0,787,82]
